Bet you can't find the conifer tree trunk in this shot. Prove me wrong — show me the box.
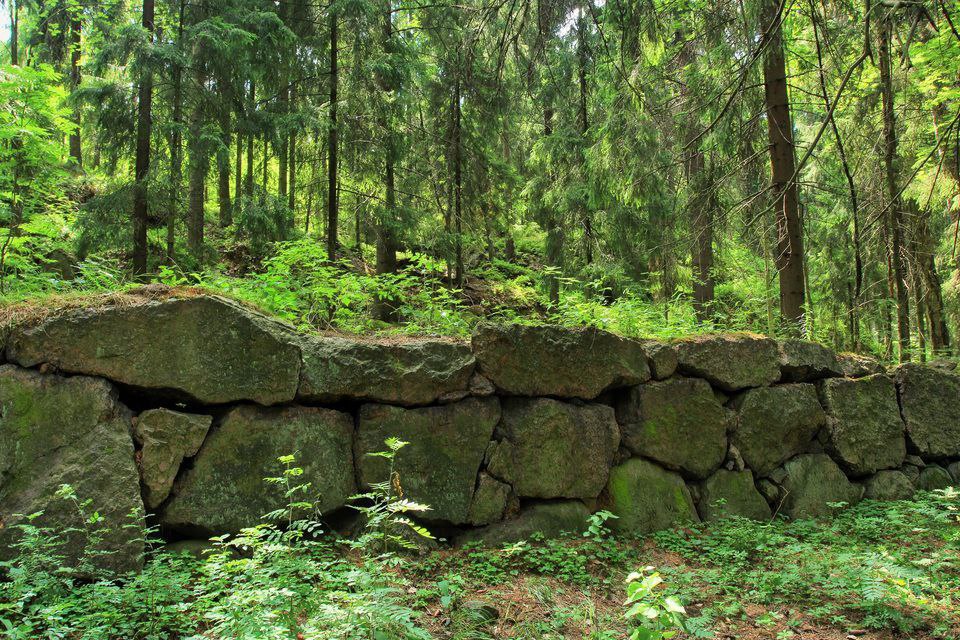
[878,17,911,362]
[375,0,399,320]
[69,14,82,166]
[761,0,805,334]
[577,10,593,265]
[167,0,185,263]
[9,0,18,66]
[288,85,297,215]
[132,0,155,275]
[246,82,254,197]
[218,107,232,227]
[453,75,464,286]
[187,83,208,256]
[327,9,339,259]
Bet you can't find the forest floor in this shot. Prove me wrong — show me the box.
[4,490,958,639]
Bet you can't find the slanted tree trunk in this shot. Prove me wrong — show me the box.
[327,8,339,259]
[761,0,805,334]
[878,16,911,362]
[132,0,155,275]
[68,14,82,166]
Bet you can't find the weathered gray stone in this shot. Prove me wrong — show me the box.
[459,501,589,545]
[356,398,500,524]
[674,333,780,392]
[487,398,619,498]
[641,341,678,380]
[757,479,781,504]
[298,335,474,406]
[778,339,842,382]
[472,324,650,399]
[777,454,862,519]
[615,378,728,479]
[917,465,954,491]
[698,470,771,521]
[863,471,915,501]
[162,404,355,534]
[836,353,884,378]
[6,295,301,405]
[0,366,144,572]
[732,384,826,477]
[902,464,921,484]
[468,473,511,526]
[948,462,960,485]
[134,409,212,509]
[606,458,699,535]
[819,375,906,476]
[896,364,960,459]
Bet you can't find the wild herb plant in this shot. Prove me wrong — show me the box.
[623,567,688,640]
[349,437,434,555]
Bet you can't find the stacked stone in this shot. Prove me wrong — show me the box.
[2,294,959,570]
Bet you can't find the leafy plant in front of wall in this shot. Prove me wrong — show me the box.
[624,566,688,640]
[349,437,434,555]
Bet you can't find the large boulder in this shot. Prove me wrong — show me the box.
[6,295,301,405]
[615,378,728,479]
[133,409,213,509]
[836,353,885,378]
[298,336,474,406]
[778,339,842,382]
[162,404,355,535]
[819,375,905,476]
[948,462,960,485]
[606,458,699,535]
[356,398,500,524]
[640,341,678,380]
[863,470,915,501]
[895,364,960,459]
[917,465,954,491]
[674,333,780,392]
[472,324,650,399]
[731,384,826,477]
[486,398,619,498]
[775,454,862,519]
[459,501,590,546]
[698,469,771,521]
[0,366,144,572]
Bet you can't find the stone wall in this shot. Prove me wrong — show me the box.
[2,292,959,570]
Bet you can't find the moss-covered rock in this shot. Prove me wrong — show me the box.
[486,398,619,499]
[674,333,780,392]
[134,409,212,509]
[6,296,301,405]
[776,454,862,519]
[472,324,650,399]
[698,469,771,521]
[468,473,511,526]
[162,404,355,535]
[863,470,915,501]
[640,341,678,380]
[356,398,500,524]
[0,366,144,572]
[778,339,842,382]
[459,501,590,545]
[298,335,474,405]
[917,465,954,491]
[615,378,728,479]
[819,375,905,476]
[731,384,826,477]
[895,364,960,459]
[949,462,960,485]
[836,353,884,378]
[606,458,699,535]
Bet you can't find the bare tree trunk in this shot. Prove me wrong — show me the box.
[761,0,805,334]
[9,0,18,66]
[375,0,399,321]
[577,9,594,265]
[246,82,254,197]
[288,86,297,216]
[187,83,208,257]
[167,0,185,264]
[132,0,155,275]
[218,107,232,227]
[878,17,911,362]
[69,14,82,166]
[234,117,242,208]
[327,9,339,260]
[453,75,464,286]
